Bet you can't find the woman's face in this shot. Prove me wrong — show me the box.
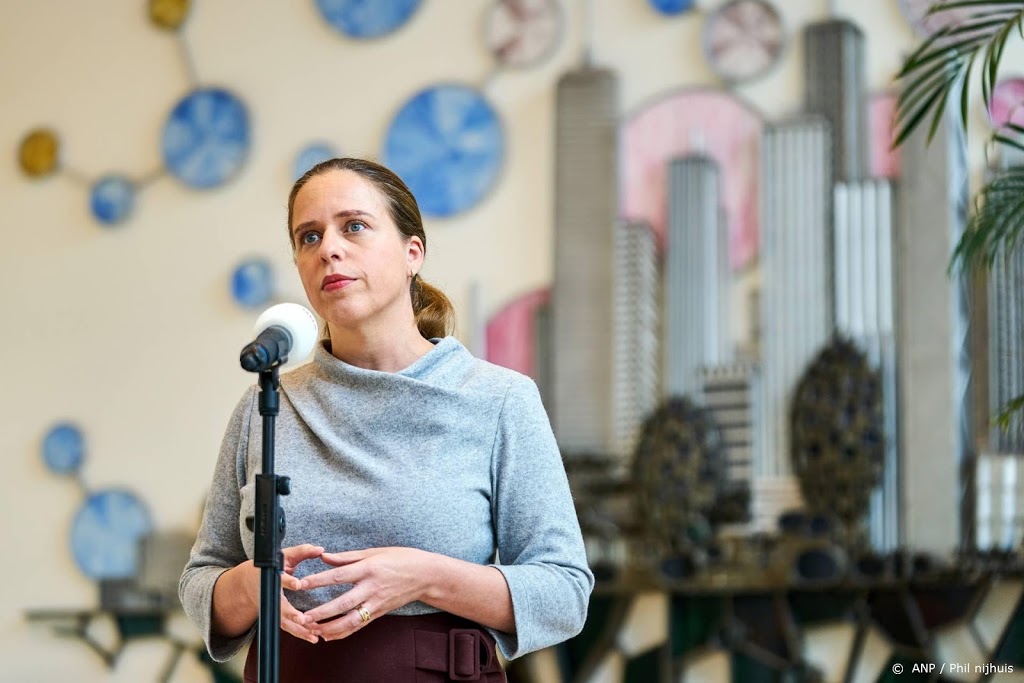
[290,169,423,332]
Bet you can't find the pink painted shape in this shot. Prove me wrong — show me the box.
[621,89,762,270]
[869,92,901,179]
[485,288,551,378]
[989,77,1024,129]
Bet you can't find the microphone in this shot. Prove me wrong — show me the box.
[239,303,319,372]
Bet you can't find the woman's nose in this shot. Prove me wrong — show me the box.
[319,229,345,261]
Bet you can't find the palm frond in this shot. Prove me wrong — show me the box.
[993,133,1024,153]
[993,121,1024,152]
[994,394,1024,434]
[894,1,1024,148]
[950,166,1024,271]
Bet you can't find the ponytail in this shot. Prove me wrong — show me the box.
[411,275,455,339]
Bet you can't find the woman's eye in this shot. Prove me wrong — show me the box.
[300,232,320,245]
[347,221,366,233]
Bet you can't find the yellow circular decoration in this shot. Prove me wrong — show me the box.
[149,0,190,30]
[18,129,60,178]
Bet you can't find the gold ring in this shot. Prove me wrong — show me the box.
[357,605,371,623]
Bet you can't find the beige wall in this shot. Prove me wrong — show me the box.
[0,0,1007,679]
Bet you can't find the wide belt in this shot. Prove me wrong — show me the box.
[414,627,502,681]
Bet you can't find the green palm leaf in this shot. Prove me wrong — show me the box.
[953,165,1024,434]
[951,166,1024,270]
[993,122,1024,153]
[995,395,1024,435]
[896,3,1024,437]
[894,0,1024,147]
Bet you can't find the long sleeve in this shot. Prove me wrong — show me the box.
[178,386,257,662]
[487,375,594,659]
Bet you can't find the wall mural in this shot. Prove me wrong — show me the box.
[42,422,86,478]
[481,3,1024,681]
[19,3,560,678]
[18,1,1024,681]
[701,0,785,84]
[22,2,255,676]
[621,88,762,268]
[314,0,423,40]
[383,84,505,218]
[562,581,1024,682]
[162,88,251,190]
[293,141,340,181]
[484,0,564,69]
[231,257,276,310]
[41,422,154,580]
[30,422,227,681]
[485,288,550,379]
[868,91,901,178]
[989,77,1024,130]
[305,1,567,220]
[15,0,251,228]
[648,0,696,17]
[897,0,973,38]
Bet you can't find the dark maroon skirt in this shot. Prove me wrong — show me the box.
[243,612,507,682]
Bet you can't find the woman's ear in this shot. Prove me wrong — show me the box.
[406,236,425,274]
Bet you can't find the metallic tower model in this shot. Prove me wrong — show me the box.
[664,156,732,399]
[551,66,620,455]
[988,239,1024,454]
[804,19,868,183]
[612,220,660,464]
[977,153,1024,548]
[698,363,760,515]
[895,105,973,553]
[976,453,1024,550]
[755,117,833,530]
[834,179,900,550]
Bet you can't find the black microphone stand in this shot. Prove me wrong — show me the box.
[253,366,290,683]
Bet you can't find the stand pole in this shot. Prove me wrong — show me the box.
[253,367,290,683]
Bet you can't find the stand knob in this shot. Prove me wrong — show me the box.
[277,476,291,496]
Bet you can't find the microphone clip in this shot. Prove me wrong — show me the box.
[240,326,291,373]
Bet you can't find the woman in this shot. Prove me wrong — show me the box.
[179,157,594,682]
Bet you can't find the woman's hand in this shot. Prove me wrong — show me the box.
[211,543,326,643]
[296,547,432,641]
[277,544,326,643]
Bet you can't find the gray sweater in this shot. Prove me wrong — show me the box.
[179,336,593,662]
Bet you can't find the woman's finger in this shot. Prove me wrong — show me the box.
[281,593,307,623]
[284,543,325,559]
[319,549,369,566]
[280,571,303,591]
[315,601,377,642]
[281,618,318,644]
[301,584,370,626]
[298,562,363,591]
[282,544,325,573]
[280,593,317,644]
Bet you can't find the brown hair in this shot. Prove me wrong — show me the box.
[287,157,455,340]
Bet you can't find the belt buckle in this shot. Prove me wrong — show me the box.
[448,628,482,681]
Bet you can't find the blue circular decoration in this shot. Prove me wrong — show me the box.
[90,175,136,225]
[42,422,85,476]
[162,88,250,189]
[315,0,422,39]
[70,489,153,580]
[649,0,694,14]
[232,258,274,309]
[383,84,504,218]
[293,142,338,181]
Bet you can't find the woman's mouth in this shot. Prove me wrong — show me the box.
[321,274,355,291]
